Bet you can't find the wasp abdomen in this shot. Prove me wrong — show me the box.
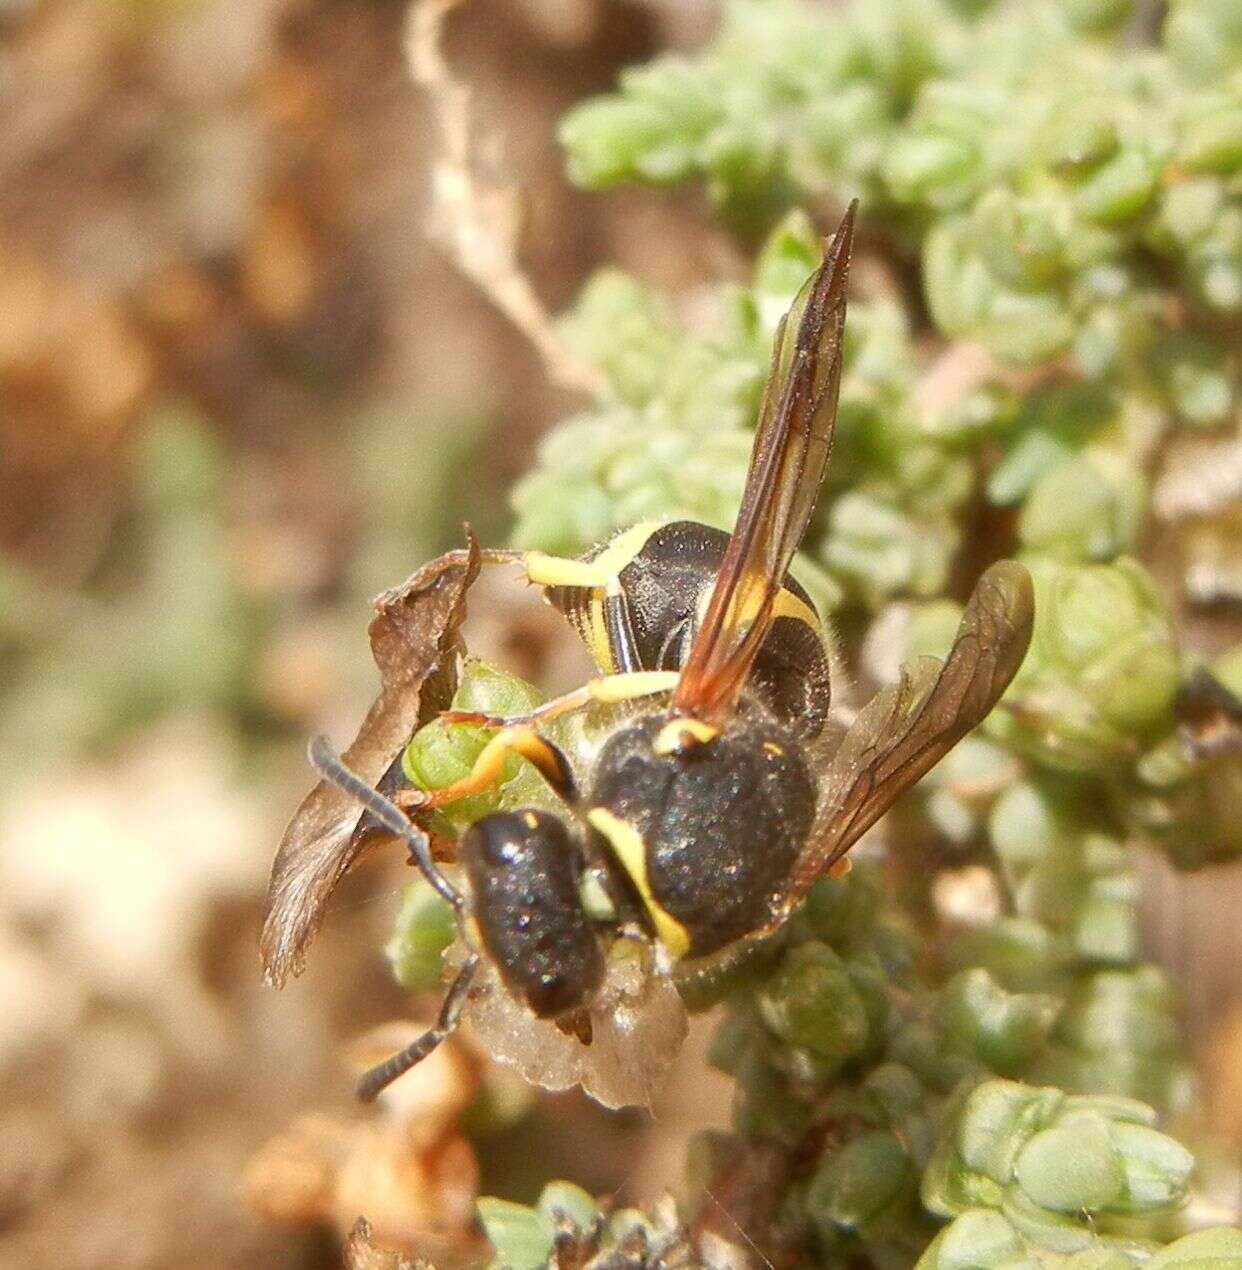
[587,713,817,959]
[461,810,605,1019]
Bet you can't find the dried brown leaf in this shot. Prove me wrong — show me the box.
[261,536,480,986]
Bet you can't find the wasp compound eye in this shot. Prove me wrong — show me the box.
[461,810,606,1020]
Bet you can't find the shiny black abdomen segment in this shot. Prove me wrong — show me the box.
[589,713,817,957]
[461,811,604,1018]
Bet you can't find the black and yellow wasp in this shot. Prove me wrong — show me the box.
[304,203,1034,1106]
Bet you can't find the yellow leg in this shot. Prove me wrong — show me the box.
[472,546,610,589]
[522,551,612,589]
[409,725,577,809]
[440,671,680,730]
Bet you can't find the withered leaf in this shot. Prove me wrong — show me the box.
[261,534,480,986]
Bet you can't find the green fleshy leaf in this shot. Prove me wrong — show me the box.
[401,661,543,827]
[808,1130,916,1234]
[1013,1114,1125,1212]
[939,969,1061,1075]
[1147,1228,1242,1266]
[477,1198,556,1270]
[955,1081,1060,1185]
[385,882,455,991]
[537,1180,599,1232]
[915,1209,1034,1269]
[758,942,872,1064]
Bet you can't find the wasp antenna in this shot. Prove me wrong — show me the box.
[307,734,464,912]
[356,953,480,1101]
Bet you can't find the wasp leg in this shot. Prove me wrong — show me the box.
[477,544,611,587]
[521,550,613,589]
[471,545,615,593]
[410,725,579,809]
[356,954,480,1102]
[308,735,464,912]
[440,670,681,730]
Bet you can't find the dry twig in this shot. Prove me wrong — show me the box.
[406,0,606,397]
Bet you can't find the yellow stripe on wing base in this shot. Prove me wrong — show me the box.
[587,807,692,961]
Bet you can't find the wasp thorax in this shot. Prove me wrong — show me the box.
[588,711,818,959]
[461,810,606,1019]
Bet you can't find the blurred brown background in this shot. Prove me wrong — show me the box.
[0,1,736,1266]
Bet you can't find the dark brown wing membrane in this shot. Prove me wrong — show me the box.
[260,534,480,987]
[787,560,1034,904]
[673,202,857,723]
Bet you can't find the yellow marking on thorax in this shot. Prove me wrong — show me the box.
[773,587,821,631]
[593,521,666,576]
[587,807,692,961]
[762,740,785,757]
[654,718,719,755]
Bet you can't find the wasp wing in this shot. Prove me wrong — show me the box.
[672,202,857,723]
[260,534,479,987]
[464,938,687,1110]
[788,560,1034,902]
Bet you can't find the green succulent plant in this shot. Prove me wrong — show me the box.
[388,1,1241,1262]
